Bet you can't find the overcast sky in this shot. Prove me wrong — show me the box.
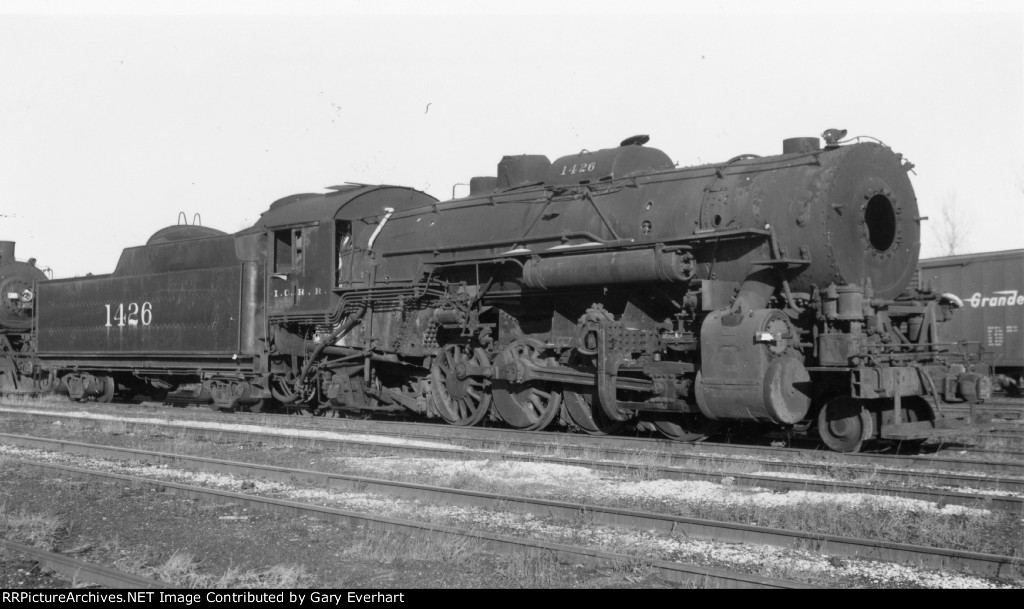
[1,0,1021,277]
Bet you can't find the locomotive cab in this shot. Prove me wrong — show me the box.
[267,223,333,314]
[256,185,439,319]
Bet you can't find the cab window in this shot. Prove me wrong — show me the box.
[336,221,352,285]
[274,228,304,274]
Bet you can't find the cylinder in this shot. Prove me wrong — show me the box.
[835,285,864,320]
[433,309,466,324]
[696,308,811,425]
[522,249,693,289]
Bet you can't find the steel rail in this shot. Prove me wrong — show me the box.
[5,403,1024,493]
[0,539,169,589]
[985,398,1024,405]
[967,432,1024,443]
[234,425,1024,493]
[942,445,1024,460]
[1,433,1019,581]
[2,413,1021,513]
[4,401,1023,478]
[6,407,1024,494]
[944,404,1023,421]
[2,458,813,589]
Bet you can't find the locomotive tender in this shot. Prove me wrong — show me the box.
[0,130,991,452]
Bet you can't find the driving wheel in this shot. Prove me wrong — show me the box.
[491,343,562,431]
[562,390,625,435]
[430,343,491,426]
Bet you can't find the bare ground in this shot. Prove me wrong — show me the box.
[0,461,676,589]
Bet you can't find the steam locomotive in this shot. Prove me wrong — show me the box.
[0,130,991,452]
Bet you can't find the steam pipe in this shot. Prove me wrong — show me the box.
[286,306,367,401]
[733,268,777,312]
[367,208,395,250]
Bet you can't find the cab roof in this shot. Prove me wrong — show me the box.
[244,184,437,233]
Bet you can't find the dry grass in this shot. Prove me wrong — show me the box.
[672,493,1018,556]
[96,420,131,436]
[5,409,1022,558]
[94,537,155,575]
[89,537,309,588]
[340,527,479,565]
[0,503,68,551]
[497,550,567,587]
[0,394,71,408]
[145,551,308,588]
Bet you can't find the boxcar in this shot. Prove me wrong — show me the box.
[919,249,1024,392]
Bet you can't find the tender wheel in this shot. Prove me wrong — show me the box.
[430,343,491,426]
[645,412,722,442]
[817,397,874,453]
[562,390,625,435]
[95,376,116,403]
[246,398,269,413]
[491,343,562,431]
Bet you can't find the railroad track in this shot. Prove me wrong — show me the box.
[945,402,1024,421]
[967,432,1024,444]
[4,435,1020,585]
[1,457,812,589]
[984,397,1024,407]
[2,410,1023,513]
[5,400,1023,477]
[0,539,168,589]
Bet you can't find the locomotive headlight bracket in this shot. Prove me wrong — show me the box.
[1,279,34,313]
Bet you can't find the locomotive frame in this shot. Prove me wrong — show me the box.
[0,130,992,452]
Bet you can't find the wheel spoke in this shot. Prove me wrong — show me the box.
[430,344,490,427]
[488,345,563,431]
[563,389,626,435]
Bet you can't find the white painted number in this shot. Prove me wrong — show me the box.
[104,302,153,327]
[560,162,597,176]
